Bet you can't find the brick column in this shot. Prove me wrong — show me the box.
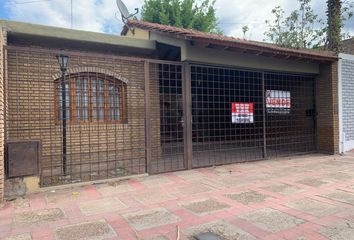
[316,61,339,154]
[0,29,6,202]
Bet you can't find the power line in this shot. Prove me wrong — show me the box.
[4,0,55,5]
[219,22,267,25]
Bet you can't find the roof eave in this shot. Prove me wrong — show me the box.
[126,20,337,62]
[1,19,156,51]
[192,37,338,62]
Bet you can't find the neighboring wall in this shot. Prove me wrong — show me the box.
[342,38,354,55]
[339,53,354,152]
[0,30,6,202]
[316,62,339,154]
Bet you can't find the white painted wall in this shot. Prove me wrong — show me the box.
[339,53,354,153]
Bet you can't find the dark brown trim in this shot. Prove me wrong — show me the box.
[183,62,193,170]
[262,72,267,159]
[144,62,152,174]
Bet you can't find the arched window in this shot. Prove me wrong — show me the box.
[55,73,126,124]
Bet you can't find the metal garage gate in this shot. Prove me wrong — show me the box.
[190,64,316,168]
[191,65,265,168]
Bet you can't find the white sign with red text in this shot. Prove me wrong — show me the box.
[266,90,291,114]
[232,102,254,123]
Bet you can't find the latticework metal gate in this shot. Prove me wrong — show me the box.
[191,65,265,168]
[265,72,316,157]
[148,62,186,174]
[190,64,316,168]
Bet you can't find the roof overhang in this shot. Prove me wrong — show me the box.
[1,20,156,53]
[123,20,338,63]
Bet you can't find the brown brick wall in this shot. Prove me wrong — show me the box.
[316,62,339,154]
[6,45,153,186]
[0,30,6,202]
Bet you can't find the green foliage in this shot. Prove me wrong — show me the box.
[242,25,249,39]
[327,0,354,51]
[141,0,222,34]
[264,0,353,49]
[264,0,326,49]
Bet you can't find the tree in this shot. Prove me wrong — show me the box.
[264,0,326,49]
[327,0,353,51]
[242,25,249,39]
[327,0,342,51]
[140,0,221,34]
[264,0,353,49]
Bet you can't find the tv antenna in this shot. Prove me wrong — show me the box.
[116,0,139,33]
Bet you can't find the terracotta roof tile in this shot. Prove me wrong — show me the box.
[123,20,337,61]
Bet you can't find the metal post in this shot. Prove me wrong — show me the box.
[262,72,267,159]
[312,77,317,152]
[183,62,193,169]
[61,71,67,175]
[144,61,152,173]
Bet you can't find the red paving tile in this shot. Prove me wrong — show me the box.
[31,226,54,240]
[83,185,102,199]
[229,217,269,238]
[1,154,354,239]
[164,172,186,184]
[128,179,146,190]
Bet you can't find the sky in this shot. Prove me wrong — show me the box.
[1,0,354,42]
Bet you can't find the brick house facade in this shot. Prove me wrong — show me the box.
[6,48,150,186]
[0,20,340,202]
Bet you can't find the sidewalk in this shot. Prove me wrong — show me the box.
[2,153,354,240]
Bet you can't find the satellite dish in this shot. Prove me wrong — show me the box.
[116,0,139,25]
[116,0,130,20]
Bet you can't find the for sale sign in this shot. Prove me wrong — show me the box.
[232,102,254,124]
[266,90,291,114]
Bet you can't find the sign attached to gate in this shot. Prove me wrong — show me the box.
[266,90,291,114]
[232,102,254,123]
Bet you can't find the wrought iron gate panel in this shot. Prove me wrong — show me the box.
[191,65,265,168]
[149,62,185,173]
[5,47,146,186]
[264,72,316,157]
